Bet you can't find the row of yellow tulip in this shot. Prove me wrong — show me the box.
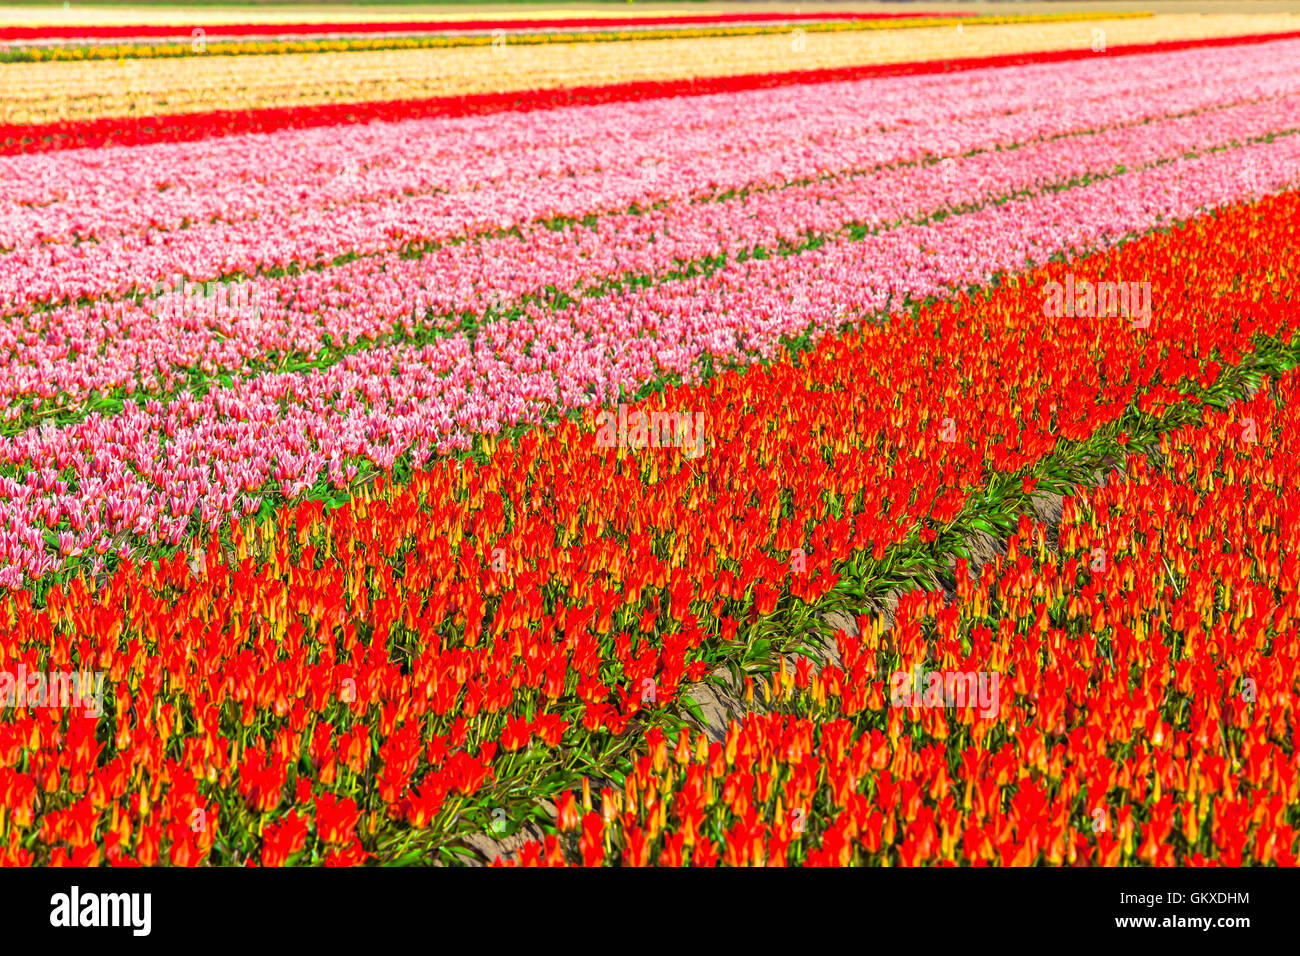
[6,14,1299,126]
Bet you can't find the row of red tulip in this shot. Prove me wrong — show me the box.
[0,10,942,42]
[503,369,1300,864]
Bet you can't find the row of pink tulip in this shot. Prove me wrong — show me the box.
[0,131,1295,581]
[7,45,1254,247]
[4,87,1298,414]
[3,39,1298,312]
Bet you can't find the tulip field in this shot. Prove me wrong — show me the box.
[2,3,1300,870]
